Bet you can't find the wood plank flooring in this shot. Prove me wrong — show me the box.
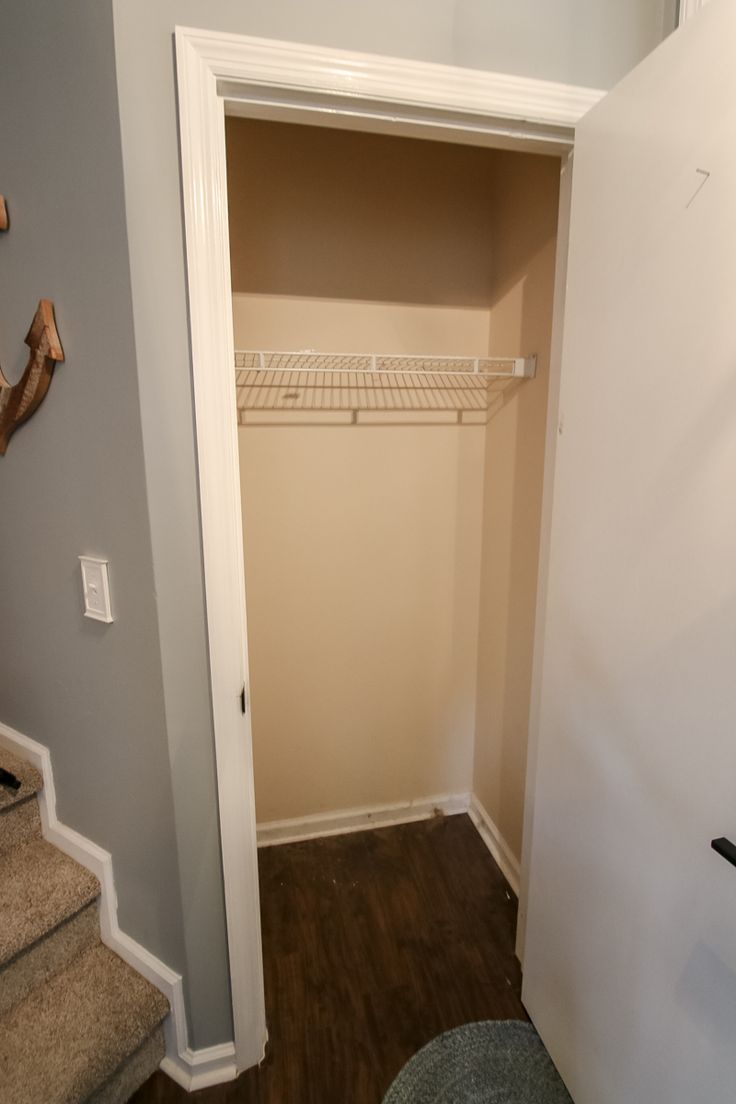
[131,813,526,1104]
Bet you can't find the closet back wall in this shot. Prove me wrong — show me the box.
[237,426,484,823]
[226,120,559,827]
[228,118,507,307]
[228,120,502,823]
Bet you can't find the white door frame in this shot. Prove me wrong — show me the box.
[174,26,603,1072]
[679,0,710,24]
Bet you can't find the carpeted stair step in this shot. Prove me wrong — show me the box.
[0,941,170,1104]
[0,751,43,857]
[0,838,100,1014]
[89,1026,166,1104]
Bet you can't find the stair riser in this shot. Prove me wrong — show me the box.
[0,751,43,812]
[1,941,170,1104]
[89,1026,166,1104]
[0,901,100,1016]
[0,752,170,1104]
[0,797,42,858]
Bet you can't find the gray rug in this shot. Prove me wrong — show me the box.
[382,1021,572,1104]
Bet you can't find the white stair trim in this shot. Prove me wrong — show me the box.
[0,720,237,1092]
[468,794,521,896]
[256,792,472,847]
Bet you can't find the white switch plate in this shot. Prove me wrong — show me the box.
[79,557,114,623]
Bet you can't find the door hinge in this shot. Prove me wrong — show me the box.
[240,686,247,714]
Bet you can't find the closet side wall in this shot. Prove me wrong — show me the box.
[473,154,561,862]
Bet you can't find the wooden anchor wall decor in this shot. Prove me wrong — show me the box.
[0,194,65,455]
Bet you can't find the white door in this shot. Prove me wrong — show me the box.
[523,3,736,1101]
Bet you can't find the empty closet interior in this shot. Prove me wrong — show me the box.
[226,116,560,876]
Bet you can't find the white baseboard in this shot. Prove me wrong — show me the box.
[0,720,237,1092]
[161,1042,238,1092]
[468,794,521,896]
[257,791,471,847]
[257,790,521,899]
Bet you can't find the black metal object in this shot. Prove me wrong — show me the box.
[241,687,246,715]
[711,837,736,869]
[0,766,21,792]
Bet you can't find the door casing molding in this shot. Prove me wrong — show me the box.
[174,25,602,1073]
[679,0,709,25]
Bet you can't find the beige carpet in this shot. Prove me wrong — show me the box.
[0,750,170,1103]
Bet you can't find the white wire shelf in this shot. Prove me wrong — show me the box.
[235,350,536,377]
[234,349,536,425]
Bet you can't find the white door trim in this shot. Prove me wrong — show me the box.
[679,0,710,25]
[174,26,602,1073]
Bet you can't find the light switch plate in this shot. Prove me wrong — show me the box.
[79,557,114,623]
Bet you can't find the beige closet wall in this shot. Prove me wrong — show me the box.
[228,119,559,830]
[238,424,484,822]
[472,154,560,861]
[233,294,487,823]
[228,120,499,822]
[232,296,491,358]
[227,119,505,308]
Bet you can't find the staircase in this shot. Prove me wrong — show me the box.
[0,750,169,1103]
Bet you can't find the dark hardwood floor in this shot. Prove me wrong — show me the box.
[131,814,526,1104]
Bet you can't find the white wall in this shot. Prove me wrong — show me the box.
[445,0,677,89]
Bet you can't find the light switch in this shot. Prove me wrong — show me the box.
[79,557,114,623]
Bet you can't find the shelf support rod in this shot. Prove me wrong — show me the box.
[512,355,537,379]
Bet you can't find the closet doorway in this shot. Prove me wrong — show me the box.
[228,116,558,863]
[228,114,561,1049]
[175,27,585,1074]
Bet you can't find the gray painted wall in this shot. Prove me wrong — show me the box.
[0,0,192,1027]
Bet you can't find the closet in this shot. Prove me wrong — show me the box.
[225,117,560,876]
